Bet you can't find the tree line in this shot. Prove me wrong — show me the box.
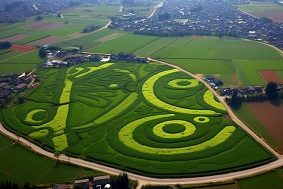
[227,81,283,106]
[0,41,12,49]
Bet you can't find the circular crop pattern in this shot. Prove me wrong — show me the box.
[153,120,196,139]
[25,109,48,124]
[2,63,273,177]
[168,79,199,89]
[118,114,236,155]
[194,116,209,123]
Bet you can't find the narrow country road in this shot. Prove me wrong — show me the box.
[0,58,283,188]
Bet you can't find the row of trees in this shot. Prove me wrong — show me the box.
[228,81,282,106]
[0,41,12,49]
[0,181,35,189]
[133,30,239,38]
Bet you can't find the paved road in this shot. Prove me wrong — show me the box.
[0,58,283,188]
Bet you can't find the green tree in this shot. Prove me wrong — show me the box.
[39,47,47,59]
[111,173,129,189]
[230,89,240,106]
[266,81,278,99]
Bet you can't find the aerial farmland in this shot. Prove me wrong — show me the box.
[0,0,283,188]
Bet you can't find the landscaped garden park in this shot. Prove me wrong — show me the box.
[1,62,274,177]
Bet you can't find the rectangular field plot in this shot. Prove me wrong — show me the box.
[235,60,283,86]
[132,37,176,57]
[0,63,37,74]
[88,34,160,53]
[237,3,283,23]
[0,134,103,185]
[0,50,42,65]
[57,29,124,50]
[151,37,282,61]
[163,59,236,75]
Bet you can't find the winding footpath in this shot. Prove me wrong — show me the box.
[0,59,283,188]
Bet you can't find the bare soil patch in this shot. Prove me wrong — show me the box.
[10,44,36,52]
[251,13,283,23]
[248,101,283,153]
[24,21,64,30]
[95,33,123,43]
[192,35,203,39]
[261,70,283,84]
[27,36,64,45]
[0,34,29,42]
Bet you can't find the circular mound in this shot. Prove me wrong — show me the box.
[168,79,199,89]
[153,120,196,139]
[194,116,209,123]
[163,123,186,134]
[25,109,48,124]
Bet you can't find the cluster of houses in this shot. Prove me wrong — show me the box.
[109,0,283,49]
[203,75,283,97]
[53,175,111,189]
[0,73,33,104]
[219,85,264,96]
[44,51,148,68]
[110,52,148,63]
[0,0,86,23]
[204,75,223,89]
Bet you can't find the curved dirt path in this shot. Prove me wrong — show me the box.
[0,59,283,188]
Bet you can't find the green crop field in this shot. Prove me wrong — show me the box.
[1,62,274,177]
[237,167,283,189]
[237,3,283,14]
[0,134,103,186]
[0,50,43,74]
[88,34,160,53]
[85,34,283,86]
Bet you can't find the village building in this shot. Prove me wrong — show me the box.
[93,175,111,189]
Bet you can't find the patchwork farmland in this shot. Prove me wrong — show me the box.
[1,62,274,177]
[0,2,283,187]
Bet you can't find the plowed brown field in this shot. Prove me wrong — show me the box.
[249,101,283,153]
[261,70,283,84]
[0,34,29,42]
[10,44,36,52]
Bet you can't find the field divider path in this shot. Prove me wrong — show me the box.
[147,38,177,57]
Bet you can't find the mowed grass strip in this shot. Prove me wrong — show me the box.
[88,34,160,53]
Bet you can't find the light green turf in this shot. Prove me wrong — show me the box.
[153,120,196,139]
[203,90,226,111]
[119,114,236,155]
[142,69,218,115]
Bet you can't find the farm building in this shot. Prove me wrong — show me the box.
[93,175,111,189]
[74,179,90,189]
[13,83,27,93]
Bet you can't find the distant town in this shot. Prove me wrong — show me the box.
[110,0,283,49]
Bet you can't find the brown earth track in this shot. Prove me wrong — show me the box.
[0,34,29,42]
[27,36,64,45]
[261,70,283,84]
[248,101,283,153]
[10,44,36,52]
[192,35,203,39]
[24,21,64,30]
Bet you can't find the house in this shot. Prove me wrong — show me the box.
[13,83,27,93]
[0,89,11,100]
[74,179,90,189]
[52,184,70,189]
[93,175,111,189]
[0,82,8,89]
